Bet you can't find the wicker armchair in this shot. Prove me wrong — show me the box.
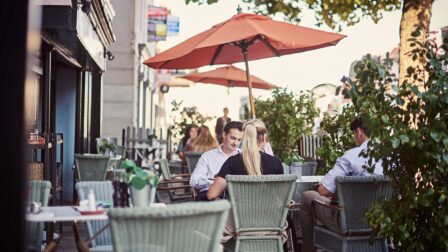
[76,181,114,251]
[184,151,203,173]
[74,154,110,181]
[312,176,392,252]
[155,158,195,202]
[26,180,51,251]
[225,174,298,252]
[108,201,230,252]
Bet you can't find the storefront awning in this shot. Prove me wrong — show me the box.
[42,33,82,69]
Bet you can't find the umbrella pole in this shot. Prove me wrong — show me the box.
[243,48,256,119]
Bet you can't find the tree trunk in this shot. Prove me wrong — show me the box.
[398,0,433,87]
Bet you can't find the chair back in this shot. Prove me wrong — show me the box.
[184,152,203,173]
[75,154,110,181]
[298,135,322,161]
[26,180,51,251]
[76,181,113,248]
[114,145,126,158]
[335,176,392,235]
[226,175,297,233]
[282,163,289,174]
[301,161,318,176]
[158,158,173,180]
[108,201,230,252]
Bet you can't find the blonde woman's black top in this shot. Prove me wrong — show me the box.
[217,152,283,178]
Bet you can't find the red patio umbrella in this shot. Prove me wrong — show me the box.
[180,65,275,90]
[144,13,346,118]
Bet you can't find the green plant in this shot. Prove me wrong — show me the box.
[120,160,159,189]
[255,87,319,161]
[345,34,448,250]
[98,139,116,153]
[316,105,357,174]
[169,100,210,139]
[283,151,305,166]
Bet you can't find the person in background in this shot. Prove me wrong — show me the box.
[176,125,198,166]
[187,125,218,152]
[215,107,231,144]
[299,117,384,252]
[190,121,243,201]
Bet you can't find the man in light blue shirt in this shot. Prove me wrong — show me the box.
[299,117,384,252]
[190,121,243,201]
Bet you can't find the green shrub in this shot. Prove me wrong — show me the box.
[347,35,448,250]
[316,105,356,174]
[255,87,319,161]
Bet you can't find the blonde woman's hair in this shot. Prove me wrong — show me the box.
[242,119,267,175]
[188,125,218,152]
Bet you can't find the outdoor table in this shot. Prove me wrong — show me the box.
[27,206,108,252]
[27,204,166,251]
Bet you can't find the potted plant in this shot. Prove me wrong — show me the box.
[284,151,305,178]
[98,139,116,156]
[120,160,159,207]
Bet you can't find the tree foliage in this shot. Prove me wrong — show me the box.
[186,0,401,31]
[169,100,210,139]
[348,35,448,250]
[255,87,319,161]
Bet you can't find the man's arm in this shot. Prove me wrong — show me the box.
[317,184,334,198]
[189,154,210,190]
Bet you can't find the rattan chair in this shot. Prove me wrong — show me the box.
[76,181,114,251]
[108,201,230,252]
[74,154,110,181]
[156,158,195,202]
[26,180,51,251]
[184,151,203,173]
[225,174,298,252]
[312,176,392,252]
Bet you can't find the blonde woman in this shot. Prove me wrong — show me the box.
[207,119,283,199]
[187,125,218,152]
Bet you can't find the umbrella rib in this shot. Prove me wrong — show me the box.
[259,35,280,57]
[210,44,224,65]
[159,60,171,69]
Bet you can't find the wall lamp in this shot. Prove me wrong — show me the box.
[104,50,115,61]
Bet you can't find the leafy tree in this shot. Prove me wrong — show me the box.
[169,100,210,139]
[347,35,448,250]
[186,0,435,87]
[255,87,319,161]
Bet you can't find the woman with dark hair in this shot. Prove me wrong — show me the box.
[176,125,198,163]
[187,125,218,152]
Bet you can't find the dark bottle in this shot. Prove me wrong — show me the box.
[120,182,130,207]
[112,179,122,207]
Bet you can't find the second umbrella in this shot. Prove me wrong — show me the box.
[180,65,275,91]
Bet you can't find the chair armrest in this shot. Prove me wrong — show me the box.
[311,199,341,225]
[157,185,192,190]
[172,173,191,178]
[159,178,190,184]
[288,200,301,211]
[313,199,340,209]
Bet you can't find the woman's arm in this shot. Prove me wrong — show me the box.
[207,176,227,200]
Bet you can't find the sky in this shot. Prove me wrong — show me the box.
[154,0,448,122]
